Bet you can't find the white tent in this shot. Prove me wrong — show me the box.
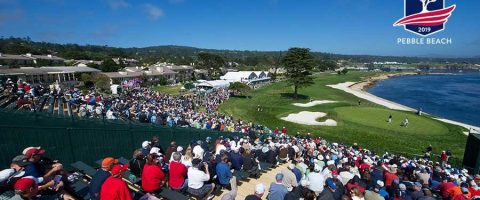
[196,80,230,89]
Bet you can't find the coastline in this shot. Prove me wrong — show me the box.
[327,72,480,135]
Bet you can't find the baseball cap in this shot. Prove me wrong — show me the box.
[177,146,184,152]
[326,179,337,190]
[414,182,422,188]
[111,164,129,176]
[376,180,385,188]
[399,183,407,191]
[101,157,118,168]
[22,147,45,158]
[255,183,265,194]
[12,155,30,167]
[142,141,151,149]
[14,177,36,191]
[150,147,162,156]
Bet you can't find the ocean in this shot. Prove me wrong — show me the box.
[368,71,480,127]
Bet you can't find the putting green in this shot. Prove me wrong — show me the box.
[334,107,449,136]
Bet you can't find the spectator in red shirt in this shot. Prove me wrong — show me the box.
[142,154,166,193]
[469,182,480,199]
[100,164,132,200]
[441,151,448,166]
[384,164,399,187]
[169,152,188,191]
[274,127,279,134]
[281,127,287,134]
[437,177,457,199]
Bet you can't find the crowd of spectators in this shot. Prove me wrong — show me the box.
[2,132,477,200]
[1,78,270,135]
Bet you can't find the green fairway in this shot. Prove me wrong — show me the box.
[218,72,467,164]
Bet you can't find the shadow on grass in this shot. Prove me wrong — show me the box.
[280,93,310,100]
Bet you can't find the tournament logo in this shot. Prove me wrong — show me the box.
[394,0,456,37]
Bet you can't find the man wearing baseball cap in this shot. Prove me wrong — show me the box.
[13,177,75,200]
[22,147,62,183]
[100,164,132,200]
[89,157,118,200]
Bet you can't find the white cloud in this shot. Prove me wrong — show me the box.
[106,0,130,10]
[143,3,164,20]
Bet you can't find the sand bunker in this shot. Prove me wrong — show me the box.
[281,111,337,126]
[292,100,337,107]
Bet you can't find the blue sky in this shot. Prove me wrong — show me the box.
[0,0,479,57]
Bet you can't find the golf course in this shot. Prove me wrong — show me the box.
[218,72,467,164]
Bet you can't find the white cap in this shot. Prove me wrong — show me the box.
[142,141,150,149]
[255,183,265,194]
[150,147,162,156]
[376,180,385,187]
[177,146,184,152]
[318,155,324,160]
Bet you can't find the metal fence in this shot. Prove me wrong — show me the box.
[0,109,243,168]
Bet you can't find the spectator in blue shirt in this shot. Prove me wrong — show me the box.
[229,148,243,171]
[23,147,61,182]
[291,163,302,183]
[216,154,233,189]
[89,157,117,200]
[267,173,289,200]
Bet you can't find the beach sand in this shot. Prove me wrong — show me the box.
[327,73,480,135]
[281,111,337,126]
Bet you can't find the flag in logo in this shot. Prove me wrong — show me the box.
[394,0,456,37]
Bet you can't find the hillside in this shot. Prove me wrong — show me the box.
[1,37,480,66]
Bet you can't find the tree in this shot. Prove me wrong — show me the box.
[196,52,225,79]
[100,58,122,72]
[94,74,111,92]
[281,48,315,99]
[228,82,252,96]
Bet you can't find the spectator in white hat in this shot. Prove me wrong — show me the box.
[245,183,265,200]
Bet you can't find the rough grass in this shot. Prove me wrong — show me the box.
[153,85,190,95]
[218,72,467,164]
